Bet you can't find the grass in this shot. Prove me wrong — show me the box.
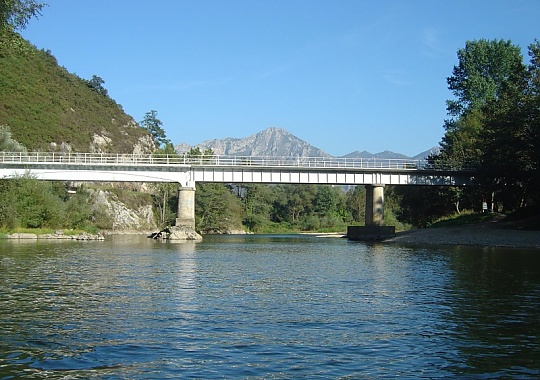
[428,211,496,228]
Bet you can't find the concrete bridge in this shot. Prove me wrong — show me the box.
[0,152,475,233]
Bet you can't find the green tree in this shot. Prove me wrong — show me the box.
[85,75,109,97]
[346,185,366,223]
[441,39,525,168]
[479,40,540,209]
[152,144,180,227]
[140,110,169,148]
[1,0,46,31]
[0,125,25,151]
[241,183,275,232]
[196,183,243,233]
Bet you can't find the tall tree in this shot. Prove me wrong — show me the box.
[441,39,525,168]
[0,0,46,31]
[85,75,109,97]
[140,110,169,148]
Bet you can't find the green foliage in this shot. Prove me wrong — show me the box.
[425,38,540,219]
[140,110,169,148]
[85,75,109,97]
[428,211,495,228]
[0,0,46,32]
[346,186,365,223]
[195,183,243,233]
[0,33,151,152]
[152,182,178,227]
[0,124,25,151]
[0,175,94,230]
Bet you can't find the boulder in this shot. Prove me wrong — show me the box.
[167,226,202,241]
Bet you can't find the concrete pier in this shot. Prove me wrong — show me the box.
[176,186,196,229]
[348,184,395,241]
[365,184,385,226]
[169,186,202,240]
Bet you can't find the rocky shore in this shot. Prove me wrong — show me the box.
[383,216,540,249]
[5,231,105,241]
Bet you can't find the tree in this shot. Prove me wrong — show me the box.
[0,0,46,31]
[0,125,25,151]
[241,183,275,232]
[196,183,243,233]
[85,75,109,97]
[346,186,365,223]
[441,39,525,168]
[479,40,540,209]
[140,110,169,148]
[151,143,180,226]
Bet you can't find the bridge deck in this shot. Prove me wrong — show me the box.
[0,152,471,170]
[0,152,475,186]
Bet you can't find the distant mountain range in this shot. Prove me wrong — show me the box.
[175,127,440,160]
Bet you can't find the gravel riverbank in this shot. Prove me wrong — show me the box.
[383,216,540,249]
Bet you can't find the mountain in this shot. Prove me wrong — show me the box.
[176,127,331,157]
[0,32,154,154]
[177,127,439,160]
[341,150,411,160]
[412,146,441,160]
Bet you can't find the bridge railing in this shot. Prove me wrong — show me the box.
[0,152,474,171]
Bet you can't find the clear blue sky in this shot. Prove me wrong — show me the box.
[21,0,540,157]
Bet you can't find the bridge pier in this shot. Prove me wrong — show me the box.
[347,184,395,241]
[176,186,196,229]
[365,184,385,226]
[166,186,202,240]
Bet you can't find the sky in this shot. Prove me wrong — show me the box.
[20,0,540,157]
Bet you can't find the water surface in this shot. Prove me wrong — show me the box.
[1,235,539,378]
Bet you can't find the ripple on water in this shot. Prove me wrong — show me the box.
[0,236,539,379]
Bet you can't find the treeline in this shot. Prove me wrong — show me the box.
[393,39,540,227]
[154,174,408,234]
[0,176,94,231]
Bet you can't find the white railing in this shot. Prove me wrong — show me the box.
[0,152,473,171]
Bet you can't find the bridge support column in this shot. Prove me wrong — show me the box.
[365,184,385,226]
[167,186,201,240]
[347,184,395,241]
[176,186,196,229]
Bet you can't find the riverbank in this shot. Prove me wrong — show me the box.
[383,215,540,249]
[3,231,104,240]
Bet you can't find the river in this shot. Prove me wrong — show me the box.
[1,235,539,379]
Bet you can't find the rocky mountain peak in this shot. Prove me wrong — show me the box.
[177,127,330,157]
[175,127,439,160]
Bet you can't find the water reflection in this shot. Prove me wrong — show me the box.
[444,247,540,377]
[0,236,539,378]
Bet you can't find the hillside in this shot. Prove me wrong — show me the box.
[0,32,153,153]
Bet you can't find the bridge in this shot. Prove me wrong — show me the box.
[0,152,475,232]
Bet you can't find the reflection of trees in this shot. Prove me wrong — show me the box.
[445,247,540,376]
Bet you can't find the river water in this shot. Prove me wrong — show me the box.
[1,235,539,379]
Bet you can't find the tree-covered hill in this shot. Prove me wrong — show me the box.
[0,31,153,153]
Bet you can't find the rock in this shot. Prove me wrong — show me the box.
[7,233,37,239]
[75,232,105,241]
[167,226,202,241]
